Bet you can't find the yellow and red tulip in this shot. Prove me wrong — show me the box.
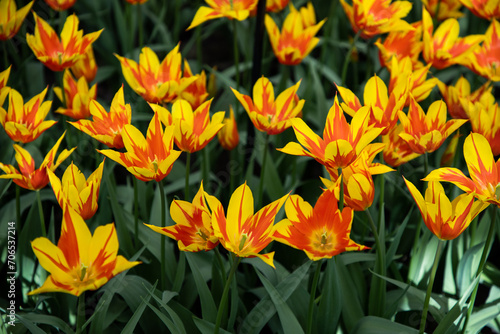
[165,99,225,153]
[273,189,368,261]
[437,76,494,119]
[145,182,219,252]
[125,0,148,4]
[0,132,76,190]
[375,21,423,70]
[422,8,483,70]
[28,205,140,296]
[388,57,438,107]
[458,0,500,20]
[44,0,76,11]
[187,0,259,30]
[265,3,325,65]
[232,76,304,135]
[340,0,413,39]
[440,132,460,167]
[26,13,102,72]
[178,60,209,109]
[422,0,464,20]
[462,19,500,82]
[205,182,288,268]
[404,179,487,240]
[468,101,500,156]
[382,124,422,167]
[337,75,407,135]
[425,133,500,207]
[116,45,196,104]
[218,105,240,150]
[398,98,467,154]
[47,160,105,220]
[0,66,10,105]
[70,47,98,83]
[0,0,33,41]
[265,0,290,12]
[54,69,97,120]
[0,87,56,143]
[98,112,181,182]
[279,94,385,169]
[70,86,132,149]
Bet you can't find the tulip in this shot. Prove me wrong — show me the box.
[0,0,33,41]
[44,0,76,11]
[218,106,239,150]
[187,0,259,30]
[54,69,97,120]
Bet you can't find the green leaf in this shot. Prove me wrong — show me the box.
[351,316,418,334]
[185,252,217,322]
[15,313,75,334]
[386,207,413,267]
[317,258,341,334]
[121,280,158,334]
[456,243,483,297]
[337,256,365,332]
[466,301,500,333]
[242,260,311,334]
[192,317,232,334]
[255,269,305,334]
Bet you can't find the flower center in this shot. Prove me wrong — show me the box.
[239,233,248,251]
[196,227,210,241]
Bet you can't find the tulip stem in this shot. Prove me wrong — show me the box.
[341,30,361,86]
[214,255,241,334]
[420,239,444,334]
[366,208,386,316]
[232,19,240,92]
[251,0,267,85]
[185,152,191,200]
[16,185,20,229]
[133,177,139,247]
[36,190,46,238]
[306,260,322,334]
[214,247,227,287]
[338,168,344,212]
[462,205,497,333]
[76,292,85,334]
[158,180,166,291]
[257,133,269,208]
[138,4,144,47]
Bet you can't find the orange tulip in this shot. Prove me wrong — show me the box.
[26,13,102,72]
[116,45,196,104]
[98,112,181,182]
[375,21,423,70]
[47,160,105,220]
[145,182,219,252]
[0,0,33,41]
[187,0,259,30]
[437,77,494,119]
[273,189,368,260]
[177,60,209,109]
[70,47,97,82]
[205,182,288,268]
[422,0,464,20]
[468,100,500,156]
[463,19,500,82]
[404,178,487,240]
[425,133,500,207]
[279,94,385,169]
[232,76,304,135]
[70,86,132,149]
[29,205,140,296]
[54,69,97,120]
[398,98,467,154]
[0,87,56,143]
[337,74,407,135]
[382,123,422,167]
[458,0,500,20]
[44,0,76,11]
[340,0,413,39]
[125,0,148,4]
[218,105,240,150]
[422,8,483,70]
[0,132,76,190]
[265,3,325,65]
[265,0,290,12]
[160,99,225,153]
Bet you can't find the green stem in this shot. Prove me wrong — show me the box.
[341,30,361,86]
[306,260,322,334]
[338,168,344,212]
[214,255,241,334]
[185,152,191,200]
[420,239,445,334]
[232,19,240,92]
[16,185,20,229]
[462,205,497,333]
[257,133,269,208]
[365,210,384,266]
[138,4,144,47]
[214,247,227,287]
[423,152,429,178]
[133,177,139,247]
[158,180,166,290]
[203,148,210,192]
[76,292,85,334]
[36,190,46,238]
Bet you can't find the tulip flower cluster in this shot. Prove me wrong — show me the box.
[1,0,499,333]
